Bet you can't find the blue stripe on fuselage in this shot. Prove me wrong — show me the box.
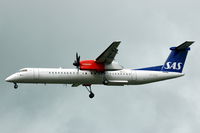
[134,65,163,71]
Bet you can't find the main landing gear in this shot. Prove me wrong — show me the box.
[84,85,95,99]
[14,83,18,89]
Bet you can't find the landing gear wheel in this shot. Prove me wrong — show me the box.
[14,83,18,89]
[85,85,95,99]
[89,92,95,99]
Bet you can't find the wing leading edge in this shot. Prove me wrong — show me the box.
[96,41,121,64]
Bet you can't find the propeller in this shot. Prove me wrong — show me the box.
[73,52,81,70]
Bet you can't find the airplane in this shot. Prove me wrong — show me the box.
[5,41,194,98]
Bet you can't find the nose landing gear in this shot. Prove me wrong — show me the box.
[85,85,95,99]
[14,83,18,89]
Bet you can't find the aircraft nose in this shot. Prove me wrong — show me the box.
[5,74,17,82]
[5,76,12,82]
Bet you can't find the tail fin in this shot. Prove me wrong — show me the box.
[162,41,194,73]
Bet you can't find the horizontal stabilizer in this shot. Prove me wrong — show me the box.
[176,41,194,50]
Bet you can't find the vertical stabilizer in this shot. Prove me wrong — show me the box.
[162,41,194,73]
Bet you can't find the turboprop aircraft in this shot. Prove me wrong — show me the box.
[5,41,194,98]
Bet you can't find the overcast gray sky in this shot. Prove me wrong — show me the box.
[0,0,200,133]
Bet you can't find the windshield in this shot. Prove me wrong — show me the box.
[19,68,28,72]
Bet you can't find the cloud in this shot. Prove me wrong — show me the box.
[0,0,200,133]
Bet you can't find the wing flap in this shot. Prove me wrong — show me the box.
[72,84,81,87]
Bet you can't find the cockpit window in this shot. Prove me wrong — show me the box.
[20,69,28,72]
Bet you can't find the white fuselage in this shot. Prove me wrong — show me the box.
[5,68,184,86]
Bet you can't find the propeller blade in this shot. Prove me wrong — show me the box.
[73,52,81,69]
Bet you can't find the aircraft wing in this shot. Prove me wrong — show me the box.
[96,41,121,64]
[72,83,81,87]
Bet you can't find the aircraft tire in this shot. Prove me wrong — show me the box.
[14,83,18,89]
[89,93,95,98]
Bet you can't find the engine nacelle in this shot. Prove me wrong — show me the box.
[80,60,105,71]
